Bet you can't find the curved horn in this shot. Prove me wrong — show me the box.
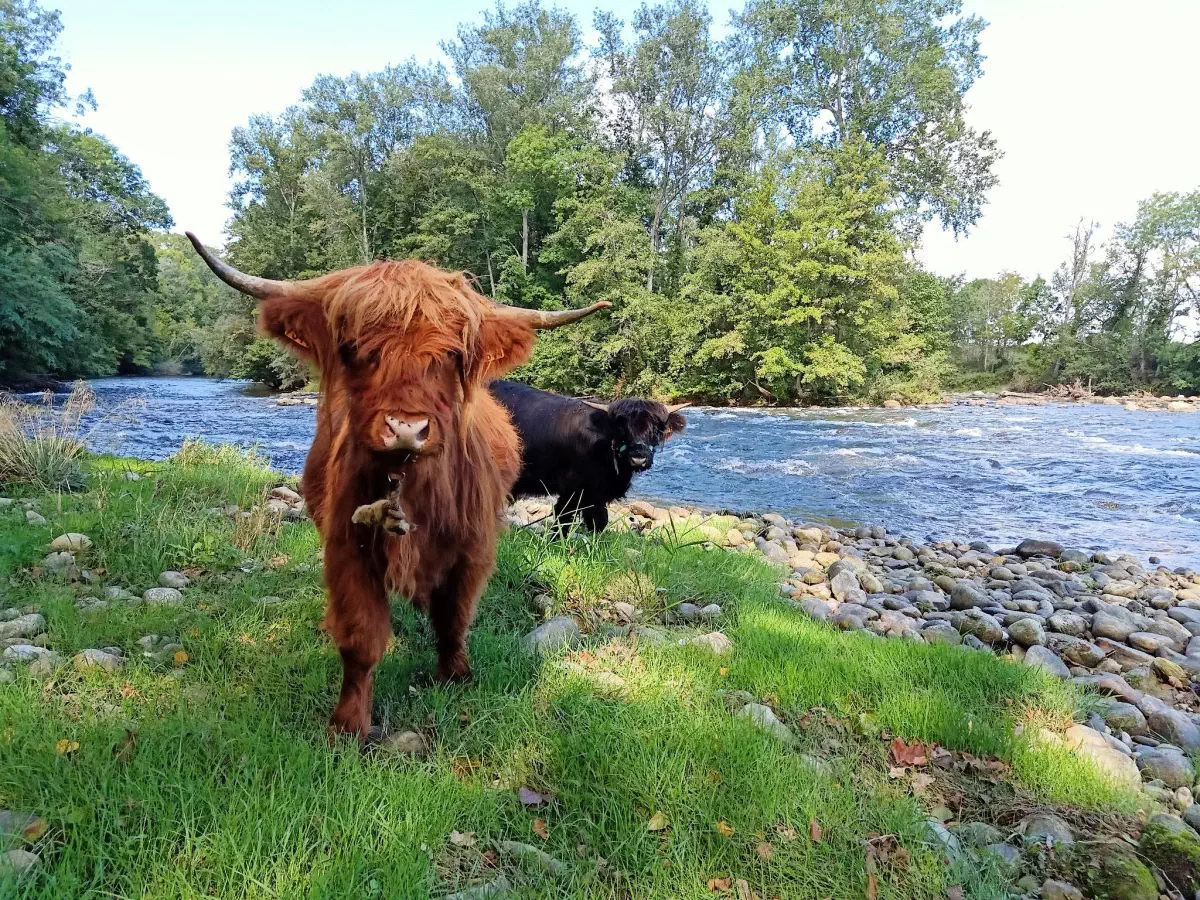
[582,400,609,412]
[185,232,293,300]
[666,402,691,414]
[497,300,611,330]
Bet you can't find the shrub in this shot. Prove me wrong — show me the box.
[0,381,94,491]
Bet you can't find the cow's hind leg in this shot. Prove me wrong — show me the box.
[323,550,391,740]
[427,555,493,683]
[579,494,609,532]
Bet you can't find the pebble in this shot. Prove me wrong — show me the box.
[381,730,429,758]
[1019,812,1073,846]
[0,848,40,875]
[24,510,47,526]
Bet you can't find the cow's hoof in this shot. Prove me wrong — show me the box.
[435,656,473,685]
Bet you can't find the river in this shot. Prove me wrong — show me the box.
[45,376,1200,569]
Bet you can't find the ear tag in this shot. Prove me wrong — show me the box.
[285,330,309,349]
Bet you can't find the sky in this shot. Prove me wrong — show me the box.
[49,0,1199,282]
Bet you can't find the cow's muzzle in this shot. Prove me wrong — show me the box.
[382,416,430,452]
[626,443,655,472]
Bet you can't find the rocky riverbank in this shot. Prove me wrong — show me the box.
[510,496,1200,833]
[942,390,1200,413]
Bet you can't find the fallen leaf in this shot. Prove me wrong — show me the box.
[451,757,483,780]
[267,555,289,569]
[930,746,954,768]
[775,824,797,842]
[707,876,732,892]
[481,849,498,867]
[532,818,549,841]
[716,820,735,838]
[909,773,935,795]
[449,830,476,847]
[755,842,775,862]
[888,737,929,767]
[648,811,669,832]
[719,667,729,676]
[55,739,80,755]
[518,786,546,807]
[173,650,189,665]
[808,819,823,843]
[707,768,723,783]
[19,816,47,841]
[118,683,138,699]
[887,766,907,779]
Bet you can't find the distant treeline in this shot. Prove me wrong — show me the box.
[2,0,1197,399]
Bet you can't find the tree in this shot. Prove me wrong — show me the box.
[736,0,1000,235]
[595,0,726,291]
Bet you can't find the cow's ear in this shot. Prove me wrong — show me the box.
[471,313,536,383]
[664,411,688,441]
[259,296,332,368]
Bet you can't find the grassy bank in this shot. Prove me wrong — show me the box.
[0,447,1143,898]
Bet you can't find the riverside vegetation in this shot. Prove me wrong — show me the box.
[2,392,1200,896]
[3,0,1199,403]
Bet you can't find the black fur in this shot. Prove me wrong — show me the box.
[490,380,687,531]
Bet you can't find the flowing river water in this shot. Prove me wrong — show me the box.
[49,376,1200,568]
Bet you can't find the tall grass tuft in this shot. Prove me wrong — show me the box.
[0,381,96,491]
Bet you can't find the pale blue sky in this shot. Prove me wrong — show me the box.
[51,0,1199,281]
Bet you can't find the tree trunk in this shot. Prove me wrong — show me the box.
[521,209,529,273]
[647,204,664,292]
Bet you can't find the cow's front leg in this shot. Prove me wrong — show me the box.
[552,491,585,537]
[323,541,390,740]
[427,555,494,683]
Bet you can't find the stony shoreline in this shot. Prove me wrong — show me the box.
[510,496,1200,826]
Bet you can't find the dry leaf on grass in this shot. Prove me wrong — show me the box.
[707,876,732,892]
[481,849,498,867]
[715,821,735,837]
[888,737,929,767]
[532,818,549,841]
[449,831,476,847]
[55,739,80,755]
[808,819,824,843]
[755,842,775,862]
[909,772,935,795]
[647,811,669,831]
[774,824,797,842]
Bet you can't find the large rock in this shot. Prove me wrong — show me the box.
[1136,746,1195,789]
[48,532,90,551]
[950,581,989,610]
[1102,702,1148,736]
[158,571,190,589]
[953,610,1004,644]
[1015,539,1064,559]
[829,570,860,602]
[72,649,125,673]
[1023,645,1070,679]
[522,617,581,655]
[736,702,797,746]
[1092,612,1137,642]
[688,632,733,655]
[142,587,184,606]
[1089,849,1159,900]
[1138,696,1200,751]
[1020,812,1073,846]
[1063,724,1139,788]
[0,614,46,640]
[1093,638,1155,671]
[1139,814,1200,892]
[1009,617,1046,647]
[921,622,962,646]
[1047,610,1088,637]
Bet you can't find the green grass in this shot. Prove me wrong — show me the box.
[0,448,1139,898]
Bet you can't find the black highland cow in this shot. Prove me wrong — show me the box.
[490,380,688,531]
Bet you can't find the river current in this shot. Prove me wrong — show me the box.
[45,377,1200,568]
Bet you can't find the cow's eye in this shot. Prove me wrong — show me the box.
[340,343,379,370]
